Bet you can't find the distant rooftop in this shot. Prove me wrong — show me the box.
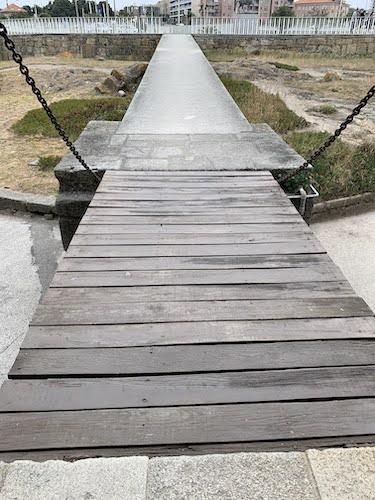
[0,3,27,13]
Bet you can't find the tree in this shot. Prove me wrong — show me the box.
[272,6,294,17]
[47,0,75,17]
[10,11,31,18]
[22,5,34,16]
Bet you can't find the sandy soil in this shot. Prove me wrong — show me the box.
[213,58,375,145]
[0,57,131,195]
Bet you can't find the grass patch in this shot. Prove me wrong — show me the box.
[220,75,374,201]
[204,49,249,62]
[284,132,375,200]
[38,156,63,171]
[318,105,338,115]
[220,76,307,134]
[12,98,132,141]
[308,104,338,115]
[270,62,299,72]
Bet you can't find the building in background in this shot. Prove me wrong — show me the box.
[169,0,238,20]
[0,3,27,17]
[293,0,350,17]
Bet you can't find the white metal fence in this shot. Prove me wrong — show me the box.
[3,16,375,36]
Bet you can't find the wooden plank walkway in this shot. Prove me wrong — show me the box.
[1,169,375,461]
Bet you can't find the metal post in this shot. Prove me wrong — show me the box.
[75,0,79,17]
[178,0,180,23]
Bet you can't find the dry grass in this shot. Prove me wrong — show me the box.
[220,75,307,134]
[292,76,375,101]
[0,56,132,195]
[257,50,375,72]
[0,56,134,71]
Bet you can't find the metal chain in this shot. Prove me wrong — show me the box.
[279,84,375,185]
[0,22,101,182]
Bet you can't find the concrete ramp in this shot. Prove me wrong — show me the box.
[116,34,252,135]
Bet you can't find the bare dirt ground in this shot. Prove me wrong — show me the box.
[213,57,375,145]
[0,56,132,195]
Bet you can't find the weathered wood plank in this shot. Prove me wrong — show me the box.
[2,435,375,462]
[93,192,281,201]
[103,170,272,178]
[2,366,375,412]
[51,266,345,288]
[59,254,333,272]
[84,207,298,216]
[89,199,293,208]
[1,399,375,451]
[97,187,280,195]
[43,282,356,304]
[9,341,375,377]
[80,216,301,226]
[23,317,375,349]
[71,233,312,245]
[66,241,325,258]
[32,298,371,326]
[99,181,276,190]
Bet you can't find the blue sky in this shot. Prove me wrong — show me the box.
[1,0,372,11]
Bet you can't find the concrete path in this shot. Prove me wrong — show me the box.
[0,212,63,386]
[116,34,251,135]
[1,448,374,499]
[312,208,375,312]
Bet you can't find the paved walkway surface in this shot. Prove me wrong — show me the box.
[0,212,63,387]
[312,208,375,312]
[1,448,374,499]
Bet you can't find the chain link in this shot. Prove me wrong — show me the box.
[279,84,375,185]
[0,22,101,182]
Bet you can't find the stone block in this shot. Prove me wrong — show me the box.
[148,452,319,500]
[0,457,148,500]
[307,448,375,500]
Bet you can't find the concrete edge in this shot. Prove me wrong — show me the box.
[0,188,56,215]
[312,192,375,220]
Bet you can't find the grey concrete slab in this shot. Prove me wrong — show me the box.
[116,35,252,135]
[0,457,148,500]
[307,448,375,500]
[0,213,63,386]
[147,452,319,500]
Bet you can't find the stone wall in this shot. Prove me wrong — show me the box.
[193,35,375,57]
[1,34,373,62]
[0,34,161,61]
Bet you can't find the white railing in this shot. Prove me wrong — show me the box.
[3,16,375,36]
[191,16,375,35]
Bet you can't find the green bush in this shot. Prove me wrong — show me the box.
[12,97,132,141]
